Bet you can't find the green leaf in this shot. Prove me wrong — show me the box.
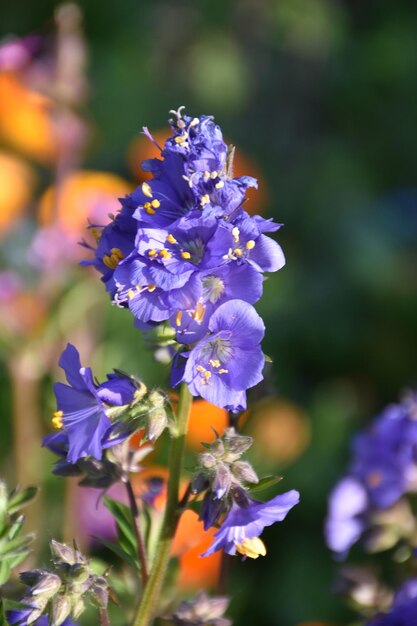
[0,560,10,586]
[102,497,137,561]
[7,487,38,516]
[0,533,35,557]
[248,475,283,493]
[7,515,25,541]
[95,536,139,571]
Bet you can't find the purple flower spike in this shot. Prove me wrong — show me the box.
[202,489,300,558]
[51,344,135,463]
[181,300,265,411]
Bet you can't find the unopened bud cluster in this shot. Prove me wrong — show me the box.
[192,428,259,529]
[13,540,110,626]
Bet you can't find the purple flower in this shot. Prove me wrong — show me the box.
[180,300,265,411]
[325,477,368,556]
[49,344,135,463]
[202,489,300,558]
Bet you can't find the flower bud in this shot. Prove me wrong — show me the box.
[231,461,259,485]
[51,594,71,626]
[147,406,168,441]
[31,572,62,597]
[200,453,216,469]
[50,539,76,564]
[89,577,109,609]
[213,464,231,499]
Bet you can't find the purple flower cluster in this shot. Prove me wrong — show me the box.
[84,108,285,410]
[325,394,417,557]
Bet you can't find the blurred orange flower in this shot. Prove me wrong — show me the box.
[247,398,311,466]
[127,128,267,214]
[39,170,132,236]
[133,465,221,590]
[172,509,221,590]
[0,151,36,236]
[187,399,228,451]
[0,72,56,163]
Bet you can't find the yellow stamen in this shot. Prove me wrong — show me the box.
[175,310,183,327]
[196,365,206,373]
[203,371,211,380]
[210,359,221,368]
[218,369,228,374]
[103,247,124,269]
[193,302,206,323]
[210,171,218,179]
[147,284,156,292]
[142,182,153,198]
[215,181,224,189]
[235,537,267,559]
[234,248,243,257]
[144,202,156,215]
[181,251,191,260]
[203,171,210,181]
[52,410,63,430]
[201,194,210,206]
[232,227,240,243]
[148,249,158,258]
[159,248,172,259]
[128,289,135,300]
[166,234,177,244]
[151,199,160,208]
[246,240,256,250]
[190,117,199,126]
[175,134,188,144]
[90,228,101,242]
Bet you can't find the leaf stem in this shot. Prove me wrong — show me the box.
[131,383,192,626]
[124,478,149,586]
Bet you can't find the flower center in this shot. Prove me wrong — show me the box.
[202,275,225,304]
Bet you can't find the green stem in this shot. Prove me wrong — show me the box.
[132,383,192,626]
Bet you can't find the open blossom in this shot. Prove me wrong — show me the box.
[181,300,265,411]
[48,343,136,463]
[202,488,300,558]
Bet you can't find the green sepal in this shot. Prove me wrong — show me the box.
[248,475,283,493]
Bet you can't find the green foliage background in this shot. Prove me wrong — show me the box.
[1,1,417,624]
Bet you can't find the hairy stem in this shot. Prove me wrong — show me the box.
[99,608,110,626]
[131,383,192,626]
[125,478,149,585]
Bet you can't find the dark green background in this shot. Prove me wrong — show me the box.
[1,1,417,624]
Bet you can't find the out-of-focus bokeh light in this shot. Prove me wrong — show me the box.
[247,398,311,466]
[39,170,132,235]
[0,72,56,163]
[186,399,228,451]
[0,151,36,235]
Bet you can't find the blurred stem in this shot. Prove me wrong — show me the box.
[124,478,149,585]
[132,384,192,626]
[9,350,43,559]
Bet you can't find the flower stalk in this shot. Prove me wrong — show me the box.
[132,383,192,626]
